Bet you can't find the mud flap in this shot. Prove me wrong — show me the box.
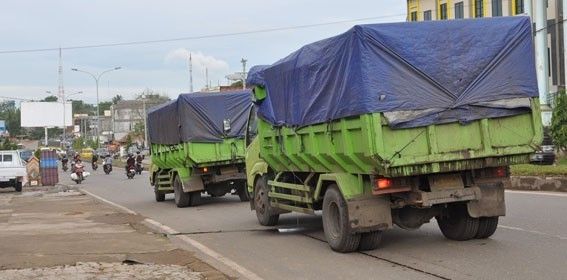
[181,174,205,192]
[467,182,506,218]
[347,196,392,234]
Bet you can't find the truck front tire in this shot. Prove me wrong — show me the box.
[436,204,479,241]
[254,175,279,226]
[154,187,165,202]
[173,176,191,208]
[322,185,360,253]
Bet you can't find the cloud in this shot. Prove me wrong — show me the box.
[165,48,229,72]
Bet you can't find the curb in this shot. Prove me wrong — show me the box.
[76,187,262,280]
[509,176,567,192]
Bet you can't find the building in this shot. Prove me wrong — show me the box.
[406,0,566,125]
[111,99,166,144]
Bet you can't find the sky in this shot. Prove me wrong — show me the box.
[0,0,406,104]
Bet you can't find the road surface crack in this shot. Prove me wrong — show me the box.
[301,233,452,280]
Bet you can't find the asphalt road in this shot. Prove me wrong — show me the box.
[59,167,567,280]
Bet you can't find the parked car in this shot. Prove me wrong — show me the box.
[18,149,33,162]
[80,148,94,161]
[0,150,27,192]
[531,133,555,165]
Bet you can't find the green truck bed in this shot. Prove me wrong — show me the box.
[257,94,542,178]
[151,138,245,169]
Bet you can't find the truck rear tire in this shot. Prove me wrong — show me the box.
[475,217,499,239]
[358,231,382,251]
[254,175,279,226]
[173,176,191,208]
[322,185,360,253]
[436,204,479,241]
[189,191,201,206]
[14,182,22,192]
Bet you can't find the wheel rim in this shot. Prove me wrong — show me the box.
[255,187,267,215]
[326,201,341,239]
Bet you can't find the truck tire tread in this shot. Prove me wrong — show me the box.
[475,217,499,239]
[322,185,361,253]
[173,176,191,208]
[358,231,382,251]
[436,204,479,241]
[254,175,279,226]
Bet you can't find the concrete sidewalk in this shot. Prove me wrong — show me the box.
[0,186,227,279]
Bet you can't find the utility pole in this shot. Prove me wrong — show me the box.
[205,68,209,90]
[57,47,68,147]
[241,58,247,89]
[189,53,194,92]
[535,0,551,125]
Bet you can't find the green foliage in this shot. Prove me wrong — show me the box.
[43,95,58,102]
[551,91,567,150]
[112,94,123,104]
[511,161,567,176]
[0,138,18,150]
[98,101,112,115]
[72,100,96,115]
[0,100,21,136]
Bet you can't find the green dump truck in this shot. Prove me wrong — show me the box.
[148,90,251,207]
[245,17,543,252]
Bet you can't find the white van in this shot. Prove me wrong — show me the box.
[0,150,27,192]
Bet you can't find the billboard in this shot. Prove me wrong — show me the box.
[21,102,73,128]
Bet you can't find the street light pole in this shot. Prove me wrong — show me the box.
[71,67,121,148]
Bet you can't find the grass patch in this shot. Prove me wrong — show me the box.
[511,157,567,176]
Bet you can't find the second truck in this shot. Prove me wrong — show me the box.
[148,90,251,207]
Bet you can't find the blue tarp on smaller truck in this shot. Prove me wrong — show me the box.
[147,90,252,144]
[247,17,538,129]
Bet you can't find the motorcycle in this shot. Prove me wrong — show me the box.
[92,161,98,171]
[126,165,136,179]
[135,162,143,175]
[70,165,90,184]
[103,163,112,175]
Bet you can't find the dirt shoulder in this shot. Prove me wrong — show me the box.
[0,186,228,280]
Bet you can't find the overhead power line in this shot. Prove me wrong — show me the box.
[0,14,406,55]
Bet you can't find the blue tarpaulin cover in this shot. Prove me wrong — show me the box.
[147,90,252,144]
[247,17,538,128]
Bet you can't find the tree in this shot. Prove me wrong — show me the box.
[98,101,112,115]
[0,101,22,137]
[112,94,123,105]
[43,95,58,102]
[551,91,567,151]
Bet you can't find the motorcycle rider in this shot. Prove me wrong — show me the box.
[61,155,69,171]
[135,151,144,173]
[103,155,113,173]
[91,152,99,169]
[126,153,135,172]
[74,159,85,176]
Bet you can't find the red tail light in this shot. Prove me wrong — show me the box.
[376,178,392,189]
[495,167,507,177]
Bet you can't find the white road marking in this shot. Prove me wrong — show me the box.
[80,189,263,280]
[498,225,567,240]
[80,189,137,215]
[505,190,567,198]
